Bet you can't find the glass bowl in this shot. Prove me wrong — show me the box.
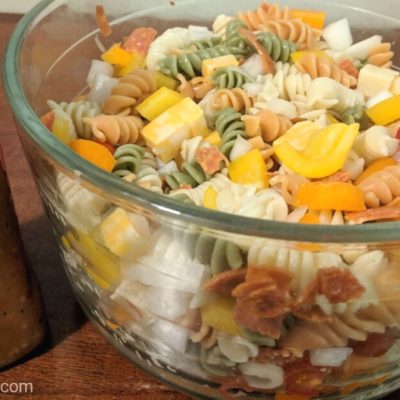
[4,0,400,398]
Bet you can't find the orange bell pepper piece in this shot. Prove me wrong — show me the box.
[70,139,116,172]
[289,9,326,29]
[355,157,397,185]
[299,211,320,224]
[294,182,366,211]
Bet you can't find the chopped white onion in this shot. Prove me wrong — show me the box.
[86,60,113,86]
[188,25,213,41]
[87,73,118,104]
[240,54,265,78]
[239,362,284,389]
[345,35,382,60]
[217,336,258,363]
[158,160,179,176]
[150,318,189,352]
[230,136,253,161]
[365,91,393,108]
[323,18,353,51]
[310,347,353,367]
[243,82,264,97]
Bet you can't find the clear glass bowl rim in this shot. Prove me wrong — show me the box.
[3,0,400,244]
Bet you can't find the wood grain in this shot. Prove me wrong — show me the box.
[0,12,398,400]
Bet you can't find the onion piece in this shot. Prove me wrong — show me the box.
[86,60,113,86]
[365,91,393,109]
[323,18,353,51]
[243,82,264,97]
[345,35,382,60]
[158,160,178,176]
[240,54,265,78]
[310,347,353,367]
[218,336,258,363]
[230,136,253,161]
[87,73,118,104]
[263,98,297,119]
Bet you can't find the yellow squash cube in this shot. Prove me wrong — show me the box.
[202,55,238,79]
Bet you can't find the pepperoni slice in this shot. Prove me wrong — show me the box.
[123,27,157,54]
[203,268,246,295]
[338,59,359,79]
[195,146,227,175]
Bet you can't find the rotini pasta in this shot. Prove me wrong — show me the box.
[295,53,357,88]
[177,74,215,100]
[146,27,190,70]
[238,2,290,31]
[357,165,400,208]
[134,165,163,194]
[367,42,394,69]
[259,19,321,50]
[215,107,247,157]
[211,67,251,89]
[254,109,293,142]
[224,19,252,58]
[353,126,399,165]
[83,114,144,145]
[158,46,232,78]
[256,32,297,63]
[47,100,102,139]
[212,88,253,113]
[165,161,211,190]
[103,69,157,115]
[112,143,145,177]
[248,241,344,294]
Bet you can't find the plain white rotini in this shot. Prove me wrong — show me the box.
[217,187,288,221]
[342,150,365,180]
[146,27,190,70]
[248,241,344,294]
[306,77,364,114]
[135,165,163,194]
[353,126,399,165]
[212,14,233,35]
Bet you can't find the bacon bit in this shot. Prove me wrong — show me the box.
[345,206,400,223]
[349,329,398,357]
[318,267,365,303]
[40,110,55,130]
[255,347,298,366]
[239,28,276,74]
[292,278,331,323]
[284,359,330,397]
[196,146,227,175]
[123,27,157,54]
[203,268,246,295]
[338,59,359,79]
[323,171,351,183]
[96,5,112,38]
[232,268,293,338]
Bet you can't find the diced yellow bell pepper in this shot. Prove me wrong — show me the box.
[152,71,178,90]
[299,211,320,224]
[289,9,326,29]
[135,87,184,121]
[228,148,268,189]
[201,294,241,336]
[326,112,340,124]
[114,50,146,76]
[294,182,366,211]
[291,50,331,64]
[273,122,360,179]
[355,157,397,185]
[63,229,120,289]
[98,208,148,259]
[101,43,134,66]
[366,95,400,126]
[204,131,221,146]
[202,55,239,79]
[202,186,218,209]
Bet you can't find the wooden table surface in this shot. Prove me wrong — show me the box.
[0,12,399,400]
